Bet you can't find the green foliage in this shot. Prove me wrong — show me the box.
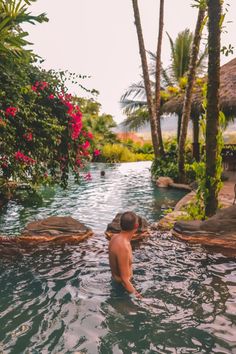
[151,158,179,181]
[101,144,153,163]
[151,140,179,180]
[79,99,118,150]
[151,138,194,182]
[167,29,193,81]
[0,0,48,60]
[121,28,207,132]
[185,85,225,219]
[0,61,95,188]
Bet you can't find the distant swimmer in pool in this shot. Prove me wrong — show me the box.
[108,211,142,298]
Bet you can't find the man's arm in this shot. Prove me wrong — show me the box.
[117,247,141,298]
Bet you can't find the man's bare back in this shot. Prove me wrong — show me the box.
[109,234,133,282]
[108,212,141,298]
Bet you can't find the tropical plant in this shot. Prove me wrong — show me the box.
[0,62,97,189]
[121,28,207,132]
[0,0,48,59]
[78,98,117,147]
[101,143,153,163]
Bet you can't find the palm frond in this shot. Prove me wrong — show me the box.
[120,98,147,114]
[120,81,146,102]
[122,109,150,131]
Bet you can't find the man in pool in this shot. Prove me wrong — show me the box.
[108,211,142,298]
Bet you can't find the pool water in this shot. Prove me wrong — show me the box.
[0,162,235,354]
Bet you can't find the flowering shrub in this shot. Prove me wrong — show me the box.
[0,63,97,188]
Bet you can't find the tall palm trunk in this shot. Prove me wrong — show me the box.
[205,0,221,217]
[155,0,165,156]
[132,0,160,158]
[178,3,206,182]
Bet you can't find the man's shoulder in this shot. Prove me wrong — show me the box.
[109,235,129,251]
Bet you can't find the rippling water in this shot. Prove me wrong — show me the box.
[0,162,236,354]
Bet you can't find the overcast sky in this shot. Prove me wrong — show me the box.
[25,0,236,123]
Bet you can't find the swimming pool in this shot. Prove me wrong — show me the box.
[0,162,235,353]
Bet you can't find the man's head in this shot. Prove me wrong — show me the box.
[120,211,138,232]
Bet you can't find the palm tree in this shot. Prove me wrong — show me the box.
[205,0,222,217]
[178,2,206,182]
[131,0,160,158]
[121,28,207,133]
[0,0,47,59]
[154,0,165,156]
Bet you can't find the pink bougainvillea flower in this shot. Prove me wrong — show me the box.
[40,81,48,90]
[31,85,37,92]
[82,140,90,150]
[14,151,36,165]
[82,150,90,157]
[65,101,74,113]
[87,132,93,139]
[65,93,72,101]
[94,149,101,156]
[75,158,82,166]
[23,132,33,142]
[84,172,92,181]
[1,162,8,169]
[48,94,55,99]
[5,107,17,117]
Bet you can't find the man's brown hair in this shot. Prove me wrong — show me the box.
[120,211,138,231]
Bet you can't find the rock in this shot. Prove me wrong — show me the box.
[170,183,192,191]
[173,205,236,249]
[156,177,191,191]
[19,216,93,243]
[105,213,150,241]
[158,211,189,231]
[174,191,196,211]
[156,177,174,188]
[190,181,198,190]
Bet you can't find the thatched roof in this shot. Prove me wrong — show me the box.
[162,57,236,118]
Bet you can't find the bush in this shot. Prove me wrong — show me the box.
[151,157,179,181]
[151,138,196,182]
[101,144,153,163]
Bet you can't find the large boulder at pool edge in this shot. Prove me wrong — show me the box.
[105,213,150,241]
[173,205,236,249]
[19,216,93,243]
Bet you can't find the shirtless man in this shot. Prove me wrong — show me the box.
[108,211,141,298]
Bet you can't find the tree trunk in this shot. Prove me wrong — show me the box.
[155,0,165,156]
[132,0,160,158]
[178,4,206,182]
[192,115,200,161]
[177,114,181,143]
[205,0,221,217]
